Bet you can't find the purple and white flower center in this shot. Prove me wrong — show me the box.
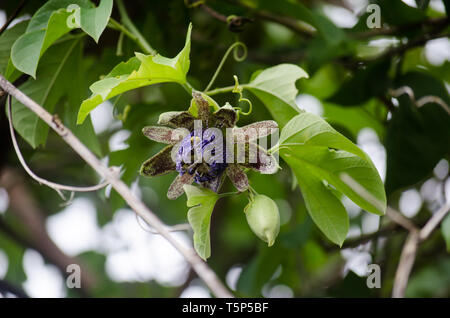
[175,130,227,183]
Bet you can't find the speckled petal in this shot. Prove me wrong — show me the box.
[167,173,195,200]
[142,126,180,144]
[158,111,195,130]
[226,165,249,192]
[213,105,237,128]
[233,120,278,142]
[192,91,210,124]
[201,174,224,193]
[140,146,176,177]
[239,143,278,174]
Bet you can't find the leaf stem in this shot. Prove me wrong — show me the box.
[205,85,236,96]
[218,191,240,198]
[108,17,137,43]
[115,0,156,55]
[181,82,194,95]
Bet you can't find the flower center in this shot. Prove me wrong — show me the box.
[176,130,227,183]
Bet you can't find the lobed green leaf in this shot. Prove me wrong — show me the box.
[184,185,219,260]
[77,23,192,124]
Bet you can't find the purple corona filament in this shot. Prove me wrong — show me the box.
[176,130,227,185]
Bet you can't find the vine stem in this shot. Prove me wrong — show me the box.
[0,75,233,298]
[206,85,237,96]
[7,96,111,200]
[115,0,156,55]
[204,42,247,92]
[108,17,148,53]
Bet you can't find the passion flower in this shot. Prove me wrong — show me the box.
[140,91,279,199]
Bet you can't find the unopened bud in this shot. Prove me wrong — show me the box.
[245,195,280,246]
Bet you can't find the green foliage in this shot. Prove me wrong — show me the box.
[72,0,113,42]
[385,72,450,194]
[279,113,386,245]
[184,184,219,261]
[1,0,449,298]
[11,38,78,148]
[0,21,28,81]
[77,23,192,124]
[328,60,391,106]
[11,0,112,78]
[245,64,308,127]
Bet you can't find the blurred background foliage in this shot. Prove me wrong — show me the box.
[0,0,449,298]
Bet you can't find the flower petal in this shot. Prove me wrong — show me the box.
[213,105,237,128]
[233,120,278,142]
[140,146,176,177]
[167,173,195,200]
[226,165,249,192]
[239,143,279,174]
[142,126,181,144]
[192,91,211,124]
[201,174,224,193]
[158,111,195,130]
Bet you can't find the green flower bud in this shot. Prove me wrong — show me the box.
[245,195,280,246]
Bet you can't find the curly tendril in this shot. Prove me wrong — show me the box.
[204,41,247,92]
[232,75,252,116]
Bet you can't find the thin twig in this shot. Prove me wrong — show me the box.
[115,0,156,55]
[227,0,314,37]
[339,172,449,297]
[0,167,97,296]
[0,0,27,36]
[392,230,419,298]
[0,74,233,298]
[198,3,253,32]
[200,3,227,23]
[389,86,450,115]
[419,202,450,241]
[386,207,418,232]
[392,202,450,297]
[7,96,111,201]
[354,17,449,39]
[324,223,401,251]
[135,213,191,234]
[375,32,450,61]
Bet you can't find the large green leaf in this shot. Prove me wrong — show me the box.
[11,0,112,78]
[72,0,113,42]
[0,21,28,78]
[289,163,349,246]
[327,60,391,106]
[283,145,386,216]
[279,112,366,159]
[385,72,450,194]
[61,40,102,156]
[377,0,426,25]
[279,113,386,245]
[184,184,219,260]
[77,23,192,124]
[245,64,308,127]
[10,38,83,148]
